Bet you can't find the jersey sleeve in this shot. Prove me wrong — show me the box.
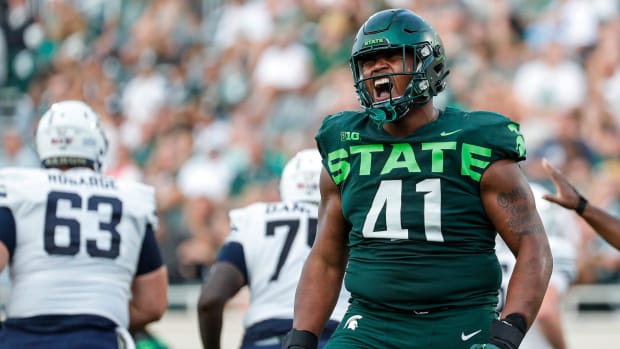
[467,111,527,163]
[227,207,248,244]
[124,181,162,275]
[140,184,159,233]
[0,169,26,257]
[315,111,365,186]
[0,168,20,208]
[315,112,343,164]
[215,241,247,282]
[0,207,16,258]
[216,207,252,280]
[136,223,164,275]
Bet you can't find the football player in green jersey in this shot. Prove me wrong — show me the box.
[282,8,552,349]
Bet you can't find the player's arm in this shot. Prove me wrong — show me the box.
[481,160,552,348]
[0,242,8,273]
[0,207,16,273]
[535,284,567,349]
[285,168,349,348]
[197,247,246,349]
[542,158,620,250]
[129,224,168,330]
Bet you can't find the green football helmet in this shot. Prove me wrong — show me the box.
[350,8,449,125]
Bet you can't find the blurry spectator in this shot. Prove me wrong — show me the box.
[191,99,232,157]
[512,39,588,117]
[588,19,620,123]
[314,66,361,116]
[228,137,284,203]
[556,0,600,54]
[0,0,39,91]
[173,137,234,282]
[175,196,230,282]
[105,142,144,182]
[252,23,313,94]
[121,49,167,150]
[0,128,38,168]
[133,0,200,62]
[211,0,274,59]
[524,109,598,187]
[177,151,233,205]
[306,10,353,77]
[512,39,589,152]
[142,129,187,281]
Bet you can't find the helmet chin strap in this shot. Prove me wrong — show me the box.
[366,75,412,127]
[367,99,412,128]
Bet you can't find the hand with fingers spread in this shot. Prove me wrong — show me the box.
[541,158,620,250]
[540,158,586,213]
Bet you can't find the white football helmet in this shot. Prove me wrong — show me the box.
[279,149,323,203]
[35,100,109,172]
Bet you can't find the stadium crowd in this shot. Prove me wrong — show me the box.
[1,0,619,289]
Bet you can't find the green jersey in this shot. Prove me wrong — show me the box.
[315,107,526,312]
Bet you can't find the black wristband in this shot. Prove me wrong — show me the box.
[488,313,526,349]
[575,195,588,216]
[282,329,318,349]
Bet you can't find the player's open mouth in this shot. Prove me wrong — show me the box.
[373,77,392,102]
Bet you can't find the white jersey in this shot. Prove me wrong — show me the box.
[225,201,349,329]
[496,183,580,349]
[0,167,158,328]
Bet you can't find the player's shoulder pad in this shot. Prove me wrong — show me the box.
[319,110,365,129]
[0,167,46,203]
[116,178,158,230]
[456,109,525,157]
[463,109,517,128]
[0,167,44,183]
[316,110,366,147]
[228,202,269,237]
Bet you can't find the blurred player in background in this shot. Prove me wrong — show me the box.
[542,159,620,250]
[496,182,580,349]
[198,149,349,349]
[0,100,168,349]
[284,8,552,349]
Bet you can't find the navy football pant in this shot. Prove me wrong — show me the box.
[0,325,119,349]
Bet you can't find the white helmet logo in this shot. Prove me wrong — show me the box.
[344,315,363,330]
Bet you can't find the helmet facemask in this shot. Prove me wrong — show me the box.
[349,9,449,127]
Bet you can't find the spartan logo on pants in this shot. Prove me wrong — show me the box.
[343,315,363,330]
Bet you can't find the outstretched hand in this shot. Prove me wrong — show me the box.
[540,158,580,210]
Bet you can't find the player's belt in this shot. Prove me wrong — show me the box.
[412,306,454,315]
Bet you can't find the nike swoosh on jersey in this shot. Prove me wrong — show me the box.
[440,129,463,136]
[461,329,482,341]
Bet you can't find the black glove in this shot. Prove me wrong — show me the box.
[487,313,526,349]
[281,328,318,349]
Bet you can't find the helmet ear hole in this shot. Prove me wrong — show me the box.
[433,45,443,57]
